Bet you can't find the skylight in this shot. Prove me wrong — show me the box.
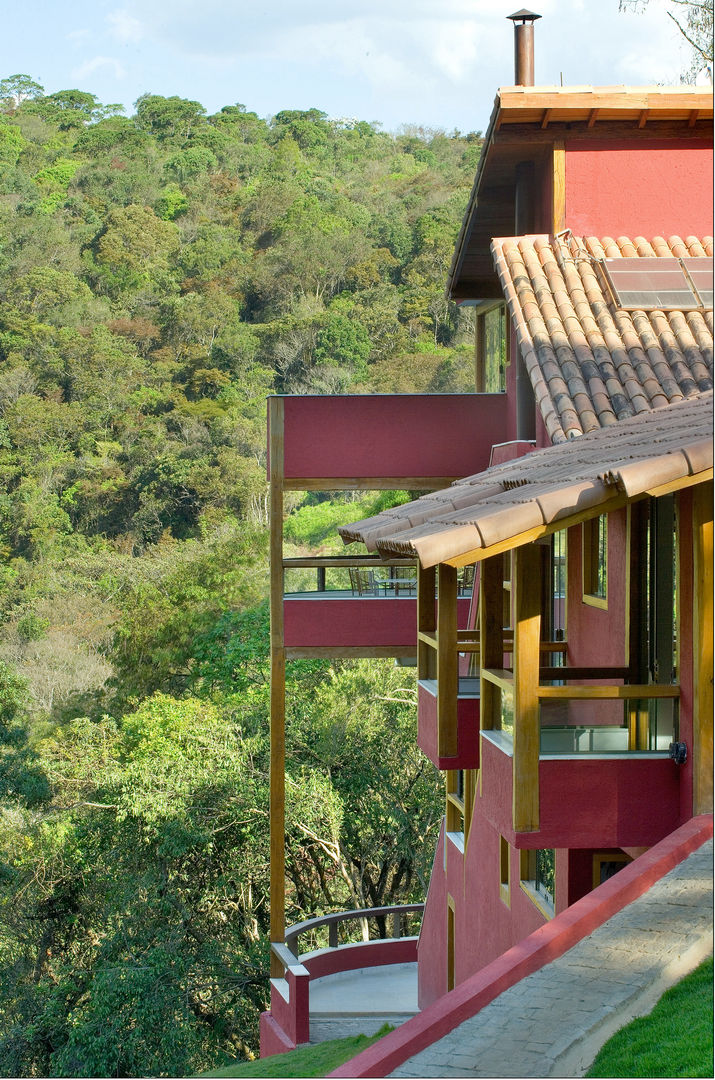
[599,256,713,311]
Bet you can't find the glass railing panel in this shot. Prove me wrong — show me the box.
[540,695,678,754]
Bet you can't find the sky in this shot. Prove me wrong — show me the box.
[3,0,701,134]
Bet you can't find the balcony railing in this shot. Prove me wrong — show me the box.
[283,556,474,598]
[266,903,424,1050]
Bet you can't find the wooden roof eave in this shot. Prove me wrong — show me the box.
[446,93,502,300]
[431,466,714,570]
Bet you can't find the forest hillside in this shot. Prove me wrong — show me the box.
[0,76,482,1077]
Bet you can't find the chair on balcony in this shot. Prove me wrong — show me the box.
[459,563,476,596]
[349,567,379,596]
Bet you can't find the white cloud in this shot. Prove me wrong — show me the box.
[72,56,127,81]
[66,28,91,46]
[107,9,144,44]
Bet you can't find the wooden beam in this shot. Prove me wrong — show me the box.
[268,397,286,976]
[493,119,713,145]
[693,481,713,814]
[512,545,541,833]
[285,645,417,659]
[283,477,459,491]
[552,140,565,236]
[537,683,680,699]
[437,563,458,758]
[283,555,416,568]
[587,108,599,128]
[479,555,505,731]
[638,109,648,129]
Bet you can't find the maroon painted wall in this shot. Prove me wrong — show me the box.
[417,823,449,1008]
[283,597,470,649]
[277,394,509,481]
[564,138,714,239]
[566,512,628,727]
[417,683,480,769]
[479,734,681,849]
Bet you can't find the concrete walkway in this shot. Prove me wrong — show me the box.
[391,839,713,1078]
[309,963,418,1044]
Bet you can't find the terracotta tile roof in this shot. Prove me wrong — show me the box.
[338,392,713,568]
[492,234,713,444]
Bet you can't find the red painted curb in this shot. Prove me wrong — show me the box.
[328,815,713,1079]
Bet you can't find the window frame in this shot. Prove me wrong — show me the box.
[582,514,608,609]
[519,848,555,918]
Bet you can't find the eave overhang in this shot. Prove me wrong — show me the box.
[447,85,714,302]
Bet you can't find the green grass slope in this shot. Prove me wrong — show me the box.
[586,957,713,1078]
[201,1025,392,1077]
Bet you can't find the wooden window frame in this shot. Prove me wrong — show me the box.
[582,515,608,609]
[476,302,509,394]
[519,848,555,918]
[499,835,511,908]
[592,852,632,889]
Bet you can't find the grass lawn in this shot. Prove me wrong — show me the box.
[586,957,713,1078]
[201,1025,392,1078]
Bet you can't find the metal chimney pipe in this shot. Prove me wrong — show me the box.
[507,10,542,87]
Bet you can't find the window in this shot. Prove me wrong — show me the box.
[520,848,555,917]
[446,770,465,840]
[499,836,510,907]
[583,515,607,608]
[446,770,476,843]
[476,303,509,393]
[592,852,632,889]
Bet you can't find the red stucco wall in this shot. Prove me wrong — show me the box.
[283,597,470,648]
[417,823,449,1008]
[277,394,509,481]
[564,139,714,239]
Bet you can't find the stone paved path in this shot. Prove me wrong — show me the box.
[390,839,713,1078]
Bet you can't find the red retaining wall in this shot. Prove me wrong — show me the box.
[328,814,713,1078]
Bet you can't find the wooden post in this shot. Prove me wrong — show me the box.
[692,481,713,815]
[475,311,486,393]
[513,544,541,833]
[418,563,436,681]
[479,555,504,730]
[269,397,286,976]
[552,140,566,235]
[438,563,458,759]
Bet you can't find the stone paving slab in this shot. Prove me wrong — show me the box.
[390,840,713,1078]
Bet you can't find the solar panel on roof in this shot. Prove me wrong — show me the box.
[682,257,714,307]
[601,258,700,310]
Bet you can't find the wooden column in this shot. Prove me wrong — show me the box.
[268,397,286,975]
[479,555,504,730]
[692,481,713,815]
[438,563,458,758]
[417,563,436,681]
[552,140,566,235]
[512,544,541,833]
[475,311,486,393]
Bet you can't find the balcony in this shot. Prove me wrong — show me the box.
[418,677,480,769]
[273,393,509,488]
[260,904,423,1056]
[283,557,472,656]
[479,705,682,851]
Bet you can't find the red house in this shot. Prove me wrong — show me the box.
[261,12,713,1058]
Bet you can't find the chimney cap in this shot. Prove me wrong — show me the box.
[507,9,542,22]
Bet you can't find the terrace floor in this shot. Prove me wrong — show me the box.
[308,962,419,1045]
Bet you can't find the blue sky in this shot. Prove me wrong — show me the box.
[4,1,696,133]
